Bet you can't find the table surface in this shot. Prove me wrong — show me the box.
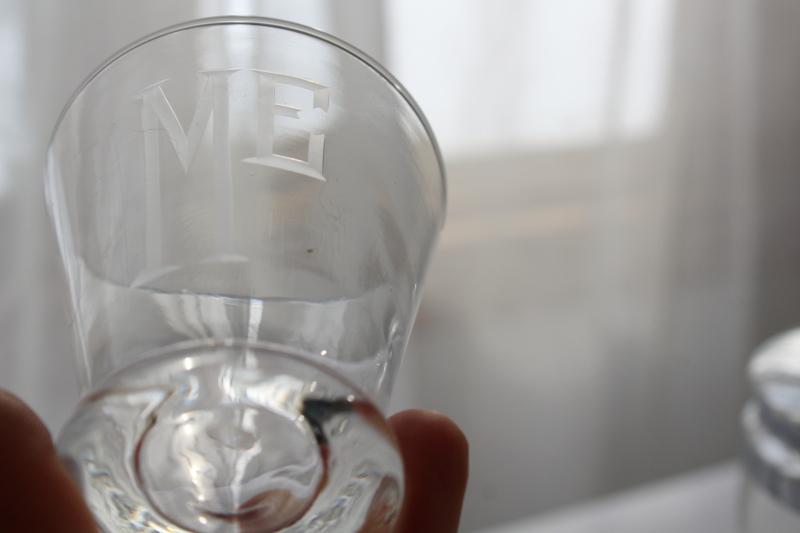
[479,463,740,533]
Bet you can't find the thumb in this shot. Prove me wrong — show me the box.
[390,410,469,533]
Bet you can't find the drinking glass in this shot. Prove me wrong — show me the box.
[45,17,445,532]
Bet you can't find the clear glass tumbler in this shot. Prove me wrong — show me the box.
[45,17,445,533]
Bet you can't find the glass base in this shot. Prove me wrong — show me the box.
[57,341,403,533]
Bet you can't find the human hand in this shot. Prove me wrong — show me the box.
[0,391,468,532]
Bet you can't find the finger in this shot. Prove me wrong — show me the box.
[390,410,469,533]
[0,390,96,532]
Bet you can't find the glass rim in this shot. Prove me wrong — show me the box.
[47,15,446,202]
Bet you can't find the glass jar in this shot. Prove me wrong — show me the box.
[740,330,800,532]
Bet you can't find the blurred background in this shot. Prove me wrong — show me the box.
[2,0,799,531]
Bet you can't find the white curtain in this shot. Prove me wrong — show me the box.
[386,0,764,530]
